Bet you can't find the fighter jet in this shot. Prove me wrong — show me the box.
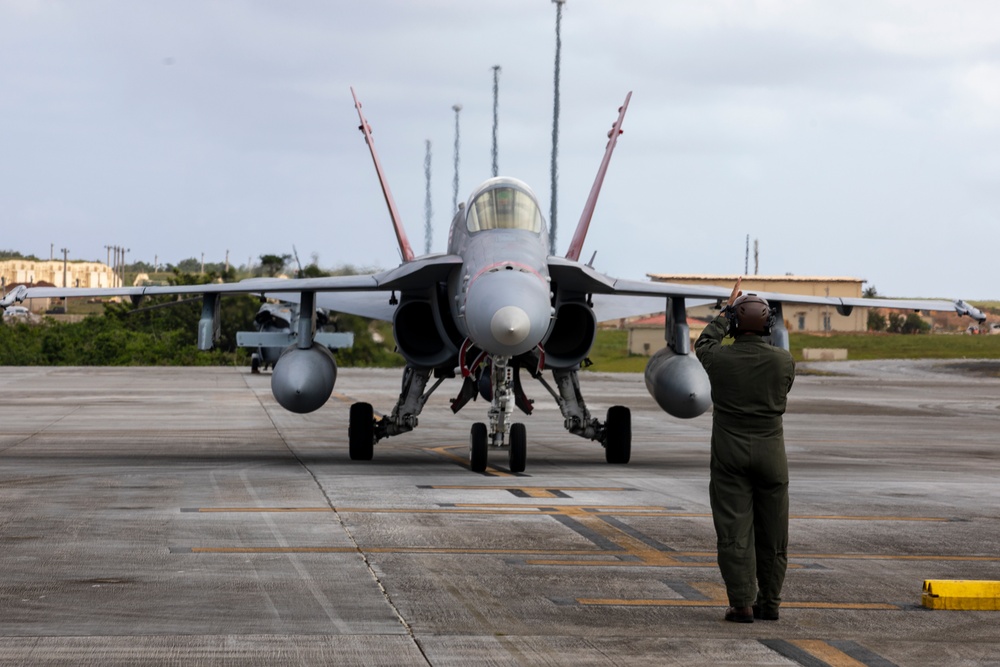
[2,89,985,473]
[238,301,352,374]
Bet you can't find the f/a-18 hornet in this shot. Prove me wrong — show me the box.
[3,89,985,473]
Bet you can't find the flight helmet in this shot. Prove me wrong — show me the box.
[726,293,774,335]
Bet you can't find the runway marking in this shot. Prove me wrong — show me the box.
[177,504,1000,566]
[426,445,520,477]
[421,485,635,499]
[174,546,618,556]
[186,503,960,524]
[578,599,900,612]
[762,638,900,667]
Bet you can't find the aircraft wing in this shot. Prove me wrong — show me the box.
[1,255,464,324]
[547,259,986,323]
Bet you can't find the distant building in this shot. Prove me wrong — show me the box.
[0,259,120,313]
[648,274,868,333]
[627,314,709,356]
[624,274,870,356]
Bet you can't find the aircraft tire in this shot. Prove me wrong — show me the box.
[470,422,488,473]
[508,423,527,473]
[349,402,375,461]
[604,405,631,464]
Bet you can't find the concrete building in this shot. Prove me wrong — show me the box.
[649,274,868,333]
[623,274,869,356]
[627,314,709,356]
[1,259,120,313]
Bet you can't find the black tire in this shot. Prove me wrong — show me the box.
[250,354,260,374]
[470,422,488,472]
[349,402,375,461]
[508,423,527,473]
[604,405,631,464]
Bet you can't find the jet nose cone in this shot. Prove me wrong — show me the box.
[491,306,531,347]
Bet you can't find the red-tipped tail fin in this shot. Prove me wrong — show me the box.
[351,87,415,263]
[564,91,632,262]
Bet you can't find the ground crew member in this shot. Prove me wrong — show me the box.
[695,277,795,623]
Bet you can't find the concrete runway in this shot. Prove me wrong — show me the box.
[0,362,998,666]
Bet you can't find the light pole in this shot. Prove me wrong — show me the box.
[492,65,501,178]
[424,139,433,254]
[452,103,462,213]
[60,248,69,288]
[60,247,69,313]
[549,0,567,255]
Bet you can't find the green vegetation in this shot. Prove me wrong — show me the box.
[0,265,401,367]
[582,329,1000,373]
[787,332,1000,361]
[0,302,401,367]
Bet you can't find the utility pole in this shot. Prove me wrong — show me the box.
[549,0,567,255]
[60,248,69,288]
[491,65,501,178]
[225,249,230,276]
[424,139,433,254]
[452,104,462,213]
[60,247,69,313]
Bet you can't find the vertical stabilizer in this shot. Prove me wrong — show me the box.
[564,92,632,262]
[351,87,415,263]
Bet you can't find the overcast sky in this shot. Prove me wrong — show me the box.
[2,0,999,299]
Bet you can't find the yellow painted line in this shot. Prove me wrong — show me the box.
[426,445,517,477]
[425,486,630,491]
[689,581,727,601]
[185,505,954,522]
[528,559,719,568]
[187,546,616,556]
[791,640,868,667]
[577,599,900,611]
[521,488,559,498]
[189,507,340,514]
[797,553,1000,562]
[188,507,550,514]
[923,580,1000,610]
[792,514,952,522]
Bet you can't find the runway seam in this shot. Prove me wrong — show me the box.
[0,405,82,454]
[252,382,432,665]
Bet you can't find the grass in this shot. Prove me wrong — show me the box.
[585,329,1000,373]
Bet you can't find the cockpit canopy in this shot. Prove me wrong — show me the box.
[466,178,544,234]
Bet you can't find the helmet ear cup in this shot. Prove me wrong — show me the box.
[724,307,738,335]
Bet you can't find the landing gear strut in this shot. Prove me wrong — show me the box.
[534,367,632,464]
[466,356,529,473]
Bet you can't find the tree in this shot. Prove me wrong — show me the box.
[863,285,879,298]
[259,254,291,277]
[175,257,201,273]
[867,309,887,332]
[902,313,931,334]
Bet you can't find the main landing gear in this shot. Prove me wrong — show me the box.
[347,358,631,473]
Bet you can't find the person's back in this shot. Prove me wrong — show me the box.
[698,332,794,422]
[694,282,795,624]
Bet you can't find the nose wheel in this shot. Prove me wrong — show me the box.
[469,421,527,473]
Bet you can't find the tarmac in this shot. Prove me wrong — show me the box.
[0,361,998,666]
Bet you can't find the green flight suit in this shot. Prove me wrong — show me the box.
[695,315,795,613]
